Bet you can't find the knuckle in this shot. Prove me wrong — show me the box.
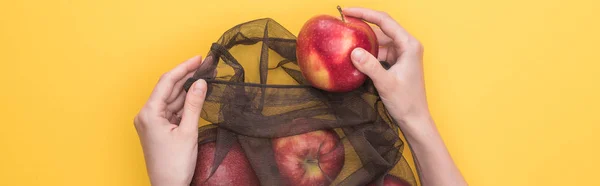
[145,102,158,111]
[366,59,380,72]
[408,38,424,53]
[133,115,144,130]
[133,107,154,129]
[379,11,391,18]
[159,72,172,81]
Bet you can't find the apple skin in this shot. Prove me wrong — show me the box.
[272,130,345,186]
[367,174,411,186]
[191,141,260,186]
[296,12,378,92]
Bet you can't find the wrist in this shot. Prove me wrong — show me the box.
[395,112,439,145]
[150,175,190,186]
[152,180,189,186]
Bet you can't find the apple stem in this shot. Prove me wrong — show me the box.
[337,5,346,23]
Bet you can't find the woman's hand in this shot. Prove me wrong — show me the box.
[134,56,209,186]
[344,7,468,186]
[343,7,428,130]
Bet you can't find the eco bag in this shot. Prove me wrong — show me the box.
[183,18,421,186]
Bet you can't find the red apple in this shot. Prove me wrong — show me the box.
[296,6,378,92]
[367,174,411,186]
[191,141,260,186]
[272,130,345,186]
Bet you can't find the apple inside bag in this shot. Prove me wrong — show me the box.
[183,18,421,186]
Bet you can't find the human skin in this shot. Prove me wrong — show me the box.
[134,55,209,186]
[134,7,468,186]
[343,7,468,186]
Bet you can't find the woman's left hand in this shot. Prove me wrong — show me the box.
[134,55,209,186]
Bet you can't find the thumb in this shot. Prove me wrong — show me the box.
[179,79,207,133]
[351,48,389,84]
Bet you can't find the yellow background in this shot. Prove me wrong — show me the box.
[1,0,598,185]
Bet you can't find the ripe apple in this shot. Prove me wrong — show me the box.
[191,141,260,186]
[367,174,411,186]
[272,130,345,186]
[296,6,379,92]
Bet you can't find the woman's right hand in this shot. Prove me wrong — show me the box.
[342,7,429,132]
[343,7,468,186]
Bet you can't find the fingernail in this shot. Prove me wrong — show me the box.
[351,48,365,64]
[189,55,201,62]
[194,80,206,94]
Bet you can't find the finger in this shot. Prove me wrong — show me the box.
[342,7,411,47]
[179,79,207,133]
[147,55,202,110]
[377,47,388,62]
[167,71,195,103]
[377,46,393,63]
[370,26,398,64]
[371,26,393,45]
[167,90,186,113]
[351,47,391,85]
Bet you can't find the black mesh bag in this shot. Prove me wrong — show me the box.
[183,18,422,186]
